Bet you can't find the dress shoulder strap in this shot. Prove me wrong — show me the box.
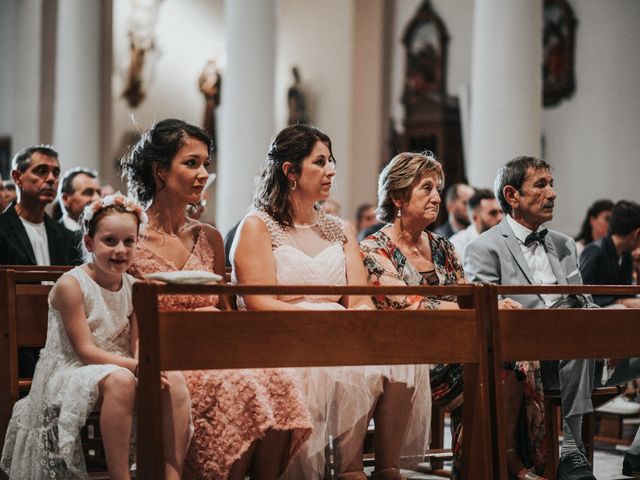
[250,210,287,250]
[317,209,347,245]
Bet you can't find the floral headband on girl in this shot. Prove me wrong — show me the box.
[82,192,148,232]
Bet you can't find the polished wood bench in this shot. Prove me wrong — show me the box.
[133,282,496,479]
[489,284,640,480]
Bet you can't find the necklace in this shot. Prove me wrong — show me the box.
[409,246,420,255]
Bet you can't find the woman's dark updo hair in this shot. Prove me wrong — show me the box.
[575,199,614,244]
[120,118,212,206]
[253,124,335,228]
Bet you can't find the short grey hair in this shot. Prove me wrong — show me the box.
[11,145,59,173]
[494,155,551,215]
[377,151,444,223]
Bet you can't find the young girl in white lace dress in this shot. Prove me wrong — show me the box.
[1,194,191,480]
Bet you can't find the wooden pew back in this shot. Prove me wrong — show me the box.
[0,267,69,468]
[134,282,495,479]
[489,284,640,480]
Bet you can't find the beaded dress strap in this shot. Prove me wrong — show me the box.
[252,208,347,249]
[317,209,347,245]
[252,210,288,250]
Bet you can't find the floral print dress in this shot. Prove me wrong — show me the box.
[360,228,467,478]
[360,228,546,478]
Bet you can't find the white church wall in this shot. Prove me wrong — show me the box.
[275,0,357,220]
[543,0,640,235]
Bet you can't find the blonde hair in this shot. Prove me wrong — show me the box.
[376,151,444,223]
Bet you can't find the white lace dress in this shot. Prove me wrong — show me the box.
[237,210,431,478]
[1,266,136,479]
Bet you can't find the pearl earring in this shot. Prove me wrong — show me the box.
[397,209,401,218]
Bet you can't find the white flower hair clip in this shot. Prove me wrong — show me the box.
[82,192,148,231]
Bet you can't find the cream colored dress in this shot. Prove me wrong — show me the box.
[236,210,431,478]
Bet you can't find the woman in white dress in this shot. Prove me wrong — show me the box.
[1,194,191,480]
[231,125,431,480]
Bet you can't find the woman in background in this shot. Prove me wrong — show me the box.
[575,199,614,257]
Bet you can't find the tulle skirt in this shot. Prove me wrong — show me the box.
[283,301,431,478]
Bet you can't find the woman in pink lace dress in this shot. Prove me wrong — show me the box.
[121,119,312,480]
[232,125,430,480]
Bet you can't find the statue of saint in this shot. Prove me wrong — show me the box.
[199,59,222,149]
[287,66,309,125]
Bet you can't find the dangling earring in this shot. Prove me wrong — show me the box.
[289,179,297,191]
[396,208,401,218]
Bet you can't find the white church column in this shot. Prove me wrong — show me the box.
[8,0,44,152]
[51,0,102,173]
[468,0,543,189]
[216,0,276,235]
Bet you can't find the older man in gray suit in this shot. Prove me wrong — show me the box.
[465,156,640,480]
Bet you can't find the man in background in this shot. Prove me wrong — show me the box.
[433,182,474,238]
[0,145,80,266]
[58,167,101,231]
[580,200,640,308]
[450,188,503,262]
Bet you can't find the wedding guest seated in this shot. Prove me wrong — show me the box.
[0,146,82,377]
[58,167,102,232]
[449,188,503,264]
[574,199,613,258]
[355,203,379,239]
[122,118,312,480]
[359,152,519,480]
[2,179,17,209]
[580,200,640,308]
[465,156,640,479]
[432,182,474,239]
[0,177,11,212]
[0,145,80,266]
[232,124,427,480]
[1,194,191,479]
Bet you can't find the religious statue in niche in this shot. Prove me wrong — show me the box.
[402,0,448,104]
[122,0,162,108]
[407,23,441,94]
[199,59,222,150]
[543,0,577,107]
[391,0,466,228]
[287,66,309,125]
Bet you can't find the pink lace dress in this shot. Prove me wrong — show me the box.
[128,228,312,480]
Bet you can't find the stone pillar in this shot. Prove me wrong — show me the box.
[216,0,276,235]
[468,0,543,189]
[9,0,44,151]
[51,0,102,173]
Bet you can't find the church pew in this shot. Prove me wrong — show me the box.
[488,284,640,480]
[133,282,495,479]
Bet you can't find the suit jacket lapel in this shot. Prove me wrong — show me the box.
[544,236,567,285]
[7,205,37,264]
[499,220,536,284]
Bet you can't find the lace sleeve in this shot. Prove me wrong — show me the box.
[251,210,287,249]
[318,210,347,244]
